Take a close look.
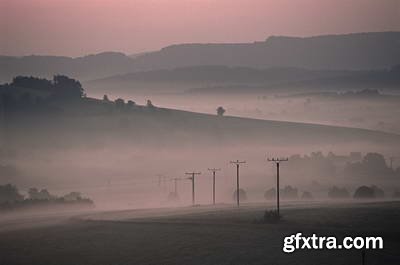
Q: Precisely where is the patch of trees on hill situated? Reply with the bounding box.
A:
[264,184,399,201]
[0,75,84,114]
[286,151,400,179]
[344,153,399,177]
[0,184,94,212]
[0,75,162,117]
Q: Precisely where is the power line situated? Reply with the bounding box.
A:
[185,172,201,206]
[230,160,246,207]
[208,168,221,205]
[267,157,288,216]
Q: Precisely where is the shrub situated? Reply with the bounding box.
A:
[264,188,276,200]
[353,185,385,199]
[233,188,247,202]
[167,192,179,202]
[281,185,298,200]
[328,186,350,199]
[301,191,313,200]
[216,106,226,116]
[262,210,282,223]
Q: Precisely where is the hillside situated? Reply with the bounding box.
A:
[2,76,400,150]
[85,65,400,94]
[2,95,400,150]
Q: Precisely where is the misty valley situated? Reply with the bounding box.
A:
[1,30,400,265]
[1,73,400,209]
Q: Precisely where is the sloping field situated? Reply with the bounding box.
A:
[1,201,399,265]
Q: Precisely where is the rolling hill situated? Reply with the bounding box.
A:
[85,64,400,94]
[2,32,400,84]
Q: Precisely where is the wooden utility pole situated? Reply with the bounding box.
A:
[389,156,397,170]
[185,172,201,206]
[230,160,246,207]
[208,168,221,205]
[172,177,181,194]
[157,174,167,190]
[267,157,288,216]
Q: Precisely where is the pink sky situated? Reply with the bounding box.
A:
[1,0,399,57]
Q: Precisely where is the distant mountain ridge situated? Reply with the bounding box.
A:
[131,32,400,71]
[0,52,135,83]
[1,32,399,83]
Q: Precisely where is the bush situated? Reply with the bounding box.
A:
[216,106,226,116]
[115,98,125,110]
[371,185,384,198]
[0,184,24,203]
[167,192,179,202]
[281,185,298,200]
[328,186,350,199]
[261,210,282,223]
[127,100,136,108]
[264,188,276,200]
[353,185,385,199]
[233,188,247,202]
[301,191,313,200]
[353,186,374,199]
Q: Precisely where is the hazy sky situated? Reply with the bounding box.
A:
[1,0,399,57]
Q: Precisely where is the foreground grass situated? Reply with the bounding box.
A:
[0,201,399,265]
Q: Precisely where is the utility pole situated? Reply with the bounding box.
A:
[230,160,246,207]
[267,157,288,216]
[389,156,396,170]
[157,175,162,187]
[208,168,221,205]
[172,177,181,194]
[185,172,201,206]
[157,174,167,191]
[163,176,167,190]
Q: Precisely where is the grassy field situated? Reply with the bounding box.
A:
[1,201,400,265]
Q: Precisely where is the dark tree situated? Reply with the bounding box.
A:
[53,75,84,99]
[115,98,125,109]
[12,76,53,91]
[328,186,350,199]
[281,185,298,200]
[167,192,179,202]
[63,192,82,201]
[217,106,226,116]
[147,99,155,108]
[127,100,136,108]
[264,188,276,200]
[0,184,24,203]
[28,188,55,200]
[353,186,375,199]
[371,185,384,198]
[233,188,247,202]
[362,153,388,172]
[103,95,110,102]
[301,191,313,200]
[344,152,391,177]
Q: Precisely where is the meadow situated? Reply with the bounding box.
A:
[1,201,399,265]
